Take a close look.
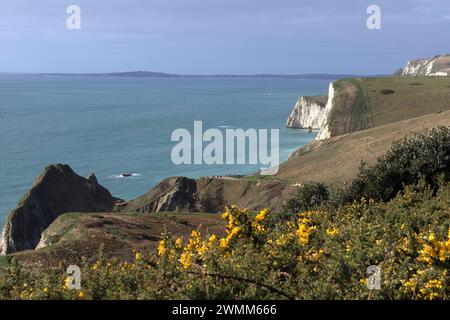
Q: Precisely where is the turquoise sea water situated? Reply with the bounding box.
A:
[0,75,330,228]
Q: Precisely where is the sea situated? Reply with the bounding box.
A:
[0,74,330,228]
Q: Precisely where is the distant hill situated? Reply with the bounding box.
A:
[39,71,367,80]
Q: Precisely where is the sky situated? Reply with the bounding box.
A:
[0,0,449,74]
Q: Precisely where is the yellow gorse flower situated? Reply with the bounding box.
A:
[296,223,316,245]
[326,227,339,237]
[175,237,183,249]
[157,240,166,257]
[254,208,269,222]
[418,228,450,265]
[63,277,71,289]
[179,251,192,269]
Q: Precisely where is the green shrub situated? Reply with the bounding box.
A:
[269,183,330,226]
[283,183,330,213]
[339,126,450,204]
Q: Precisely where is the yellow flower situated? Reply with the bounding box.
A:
[222,211,230,219]
[63,277,71,289]
[179,251,192,269]
[43,287,49,293]
[78,291,85,299]
[254,208,269,222]
[427,279,443,289]
[326,227,339,237]
[135,252,142,260]
[208,234,217,243]
[191,230,200,239]
[296,223,316,245]
[157,240,166,257]
[175,237,183,249]
[219,238,228,249]
[345,243,352,252]
[252,222,265,233]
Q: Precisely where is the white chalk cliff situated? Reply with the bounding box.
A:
[285,96,328,129]
[401,54,450,76]
[316,82,335,140]
[285,82,336,141]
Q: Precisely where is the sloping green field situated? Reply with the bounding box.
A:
[327,76,450,137]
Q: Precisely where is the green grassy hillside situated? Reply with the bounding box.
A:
[326,76,450,138]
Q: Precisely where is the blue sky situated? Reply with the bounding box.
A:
[0,0,449,74]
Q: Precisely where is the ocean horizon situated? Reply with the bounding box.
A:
[0,74,330,228]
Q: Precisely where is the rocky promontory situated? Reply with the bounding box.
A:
[0,164,122,255]
[120,176,297,214]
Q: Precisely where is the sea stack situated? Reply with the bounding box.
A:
[0,164,121,254]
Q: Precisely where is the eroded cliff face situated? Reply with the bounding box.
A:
[120,176,298,215]
[401,55,450,76]
[0,164,121,255]
[316,82,336,140]
[285,96,328,129]
[285,83,335,141]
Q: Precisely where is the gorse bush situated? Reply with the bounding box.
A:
[340,126,450,204]
[1,181,450,300]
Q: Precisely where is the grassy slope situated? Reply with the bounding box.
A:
[365,76,450,126]
[275,110,450,187]
[327,76,450,137]
[10,212,224,268]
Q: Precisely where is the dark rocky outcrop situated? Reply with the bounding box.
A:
[123,176,199,213]
[120,176,298,214]
[0,164,121,254]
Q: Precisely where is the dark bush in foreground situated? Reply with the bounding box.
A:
[339,126,450,204]
[281,182,330,213]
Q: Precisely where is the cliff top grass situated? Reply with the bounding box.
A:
[364,76,450,127]
[328,76,450,138]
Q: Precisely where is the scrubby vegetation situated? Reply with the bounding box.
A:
[0,127,449,300]
[340,126,450,204]
[1,180,449,300]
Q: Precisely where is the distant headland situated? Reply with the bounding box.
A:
[32,71,371,80]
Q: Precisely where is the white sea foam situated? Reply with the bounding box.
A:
[110,173,142,179]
